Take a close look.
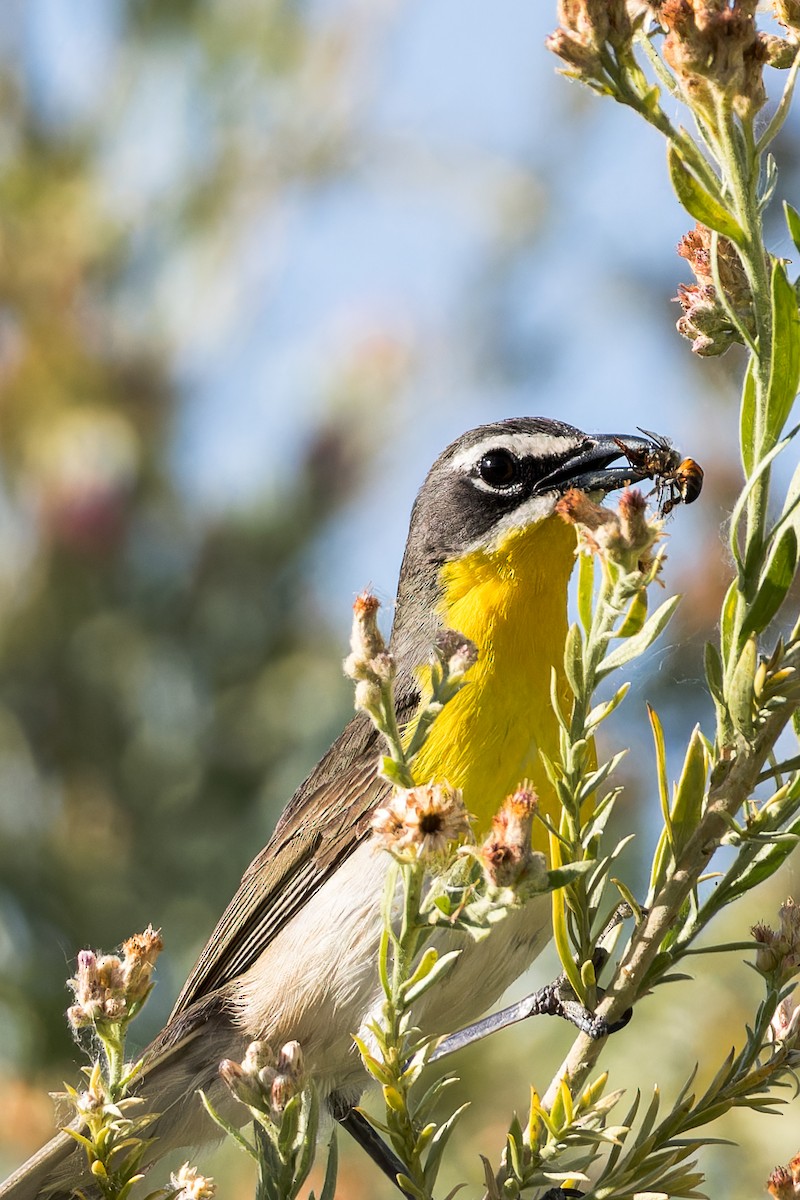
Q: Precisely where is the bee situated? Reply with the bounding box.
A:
[614,429,704,516]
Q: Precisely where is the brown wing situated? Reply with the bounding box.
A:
[168,697,411,1017]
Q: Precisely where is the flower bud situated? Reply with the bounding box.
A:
[344,592,385,680]
[481,784,543,886]
[219,1058,265,1109]
[434,630,479,682]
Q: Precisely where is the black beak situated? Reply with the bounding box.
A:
[535,433,660,496]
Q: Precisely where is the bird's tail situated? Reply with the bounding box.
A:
[0,997,241,1200]
[0,1130,78,1200]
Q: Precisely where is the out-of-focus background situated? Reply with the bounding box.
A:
[0,1,797,1195]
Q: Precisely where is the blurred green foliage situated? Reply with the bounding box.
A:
[0,0,388,1096]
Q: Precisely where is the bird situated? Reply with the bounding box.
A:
[2,416,665,1199]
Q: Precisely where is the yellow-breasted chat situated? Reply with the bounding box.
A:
[2,416,673,1199]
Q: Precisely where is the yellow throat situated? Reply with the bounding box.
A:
[410,513,577,848]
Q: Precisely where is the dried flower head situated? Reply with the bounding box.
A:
[67,950,126,1029]
[657,0,767,120]
[768,995,800,1044]
[481,783,547,887]
[751,897,800,985]
[774,0,800,41]
[170,1163,216,1200]
[546,0,641,87]
[761,32,799,67]
[372,783,472,861]
[767,1153,800,1199]
[120,924,163,1004]
[66,927,162,1031]
[674,223,753,355]
[556,488,661,572]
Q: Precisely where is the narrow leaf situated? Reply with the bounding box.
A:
[670,726,708,858]
[741,526,799,639]
[647,703,672,840]
[549,836,585,1001]
[616,588,648,638]
[598,594,681,675]
[785,200,800,255]
[719,579,739,664]
[586,683,631,733]
[667,145,746,245]
[403,950,461,1004]
[728,634,757,738]
[578,549,595,634]
[564,622,584,699]
[422,1104,469,1191]
[704,640,725,703]
[766,260,800,450]
[318,1131,338,1200]
[739,355,757,475]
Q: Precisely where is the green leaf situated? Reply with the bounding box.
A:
[401,947,440,994]
[667,145,746,245]
[704,640,730,737]
[585,682,631,733]
[726,832,800,900]
[771,453,800,551]
[730,425,798,582]
[380,756,412,788]
[414,1075,459,1124]
[578,550,595,634]
[545,860,594,890]
[728,634,757,739]
[765,260,800,451]
[670,726,708,858]
[317,1130,339,1200]
[741,526,799,639]
[396,1173,426,1200]
[739,355,757,476]
[403,950,461,1004]
[786,200,800,257]
[550,859,585,1002]
[719,579,739,664]
[564,622,584,699]
[422,1104,470,1192]
[704,641,724,704]
[616,588,648,638]
[597,594,681,676]
[647,703,673,900]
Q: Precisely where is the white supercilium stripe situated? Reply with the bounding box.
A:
[446,431,582,475]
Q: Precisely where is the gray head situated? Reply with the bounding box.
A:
[389,415,662,659]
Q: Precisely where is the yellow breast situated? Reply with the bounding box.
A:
[409,514,577,848]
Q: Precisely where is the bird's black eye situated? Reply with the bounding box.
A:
[477,449,520,489]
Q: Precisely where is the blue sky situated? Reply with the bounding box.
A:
[11,0,793,626]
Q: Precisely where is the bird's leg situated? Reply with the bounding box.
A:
[430,903,637,1064]
[331,1095,414,1199]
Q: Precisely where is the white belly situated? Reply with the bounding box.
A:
[233,839,553,1100]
